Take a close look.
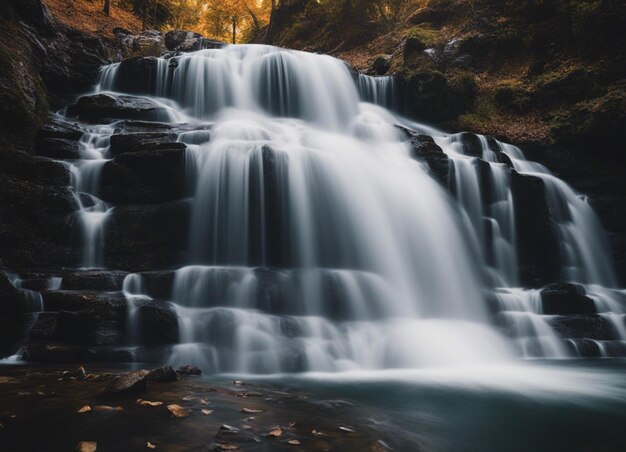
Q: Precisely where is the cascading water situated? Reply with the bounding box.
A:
[66,122,115,268]
[49,43,625,371]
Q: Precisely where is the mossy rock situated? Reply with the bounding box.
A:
[535,66,601,106]
[406,26,440,47]
[372,55,391,75]
[550,80,626,148]
[494,81,532,112]
[403,36,426,64]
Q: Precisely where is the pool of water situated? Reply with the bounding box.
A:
[237,360,626,451]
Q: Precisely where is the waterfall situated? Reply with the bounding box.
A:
[501,143,617,287]
[48,44,626,371]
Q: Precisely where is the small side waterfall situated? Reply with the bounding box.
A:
[67,124,115,268]
[501,143,617,287]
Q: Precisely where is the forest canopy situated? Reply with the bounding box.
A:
[111,0,427,44]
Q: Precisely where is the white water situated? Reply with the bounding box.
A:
[66,123,115,268]
[36,44,624,371]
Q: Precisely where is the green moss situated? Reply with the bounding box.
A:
[534,65,601,106]
[493,80,531,112]
[406,26,440,47]
[549,80,626,146]
[568,0,602,37]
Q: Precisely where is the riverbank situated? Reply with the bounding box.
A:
[0,364,398,451]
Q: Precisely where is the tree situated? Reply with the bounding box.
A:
[104,0,110,16]
[201,0,270,44]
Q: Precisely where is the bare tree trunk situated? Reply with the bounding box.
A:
[232,17,237,44]
[104,0,110,16]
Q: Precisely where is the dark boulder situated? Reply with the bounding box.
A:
[107,57,162,95]
[164,30,222,52]
[372,56,391,75]
[540,282,596,315]
[109,132,184,157]
[104,200,191,271]
[403,37,426,64]
[103,369,149,396]
[0,150,72,186]
[406,132,449,186]
[147,365,178,382]
[35,137,82,159]
[100,148,187,204]
[37,116,83,141]
[67,94,173,122]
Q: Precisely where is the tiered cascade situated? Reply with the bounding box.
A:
[5,45,625,370]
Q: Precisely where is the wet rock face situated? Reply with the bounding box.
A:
[540,282,596,315]
[135,303,179,346]
[60,270,129,292]
[109,132,183,156]
[67,94,172,122]
[405,132,449,186]
[100,147,188,204]
[22,343,133,363]
[104,200,191,271]
[511,173,562,286]
[108,57,161,95]
[549,315,618,341]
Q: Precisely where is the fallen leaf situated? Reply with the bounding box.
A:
[201,409,214,415]
[200,398,210,405]
[287,439,301,446]
[246,416,256,421]
[76,441,97,452]
[0,376,14,383]
[167,404,190,418]
[18,391,30,396]
[92,405,124,412]
[78,405,92,414]
[338,426,356,433]
[147,441,156,449]
[240,407,263,414]
[37,391,45,396]
[182,396,196,401]
[0,422,4,429]
[312,430,327,436]
[267,428,283,438]
[214,444,238,451]
[137,400,163,407]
